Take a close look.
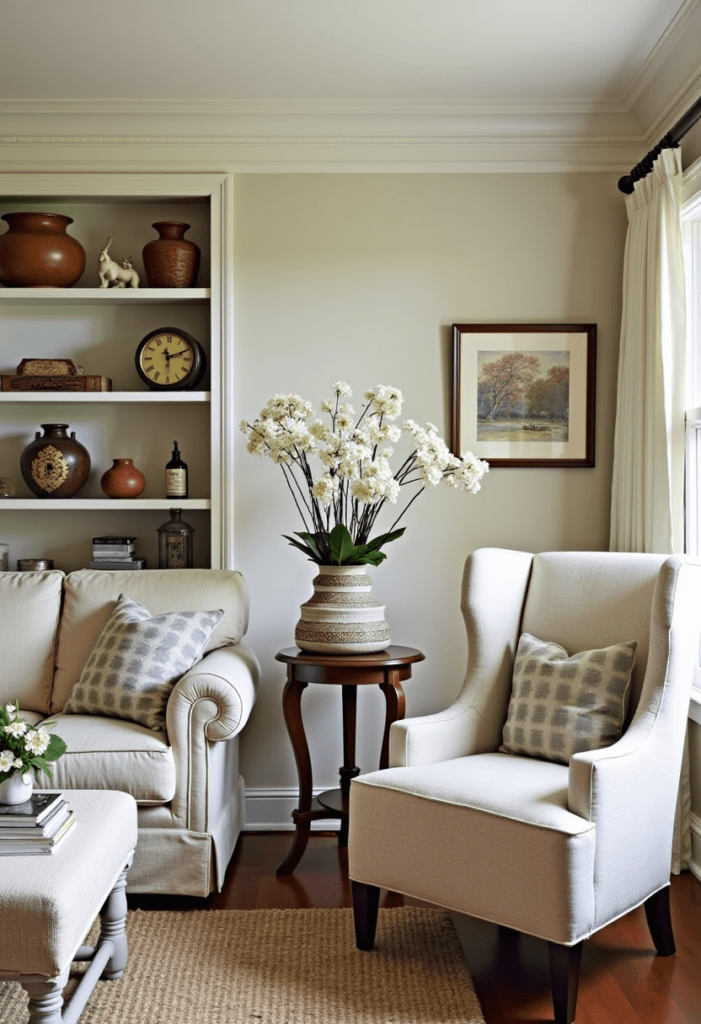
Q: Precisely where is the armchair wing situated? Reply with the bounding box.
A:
[568,556,701,930]
[390,547,534,767]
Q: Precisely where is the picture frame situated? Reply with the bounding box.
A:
[452,323,596,468]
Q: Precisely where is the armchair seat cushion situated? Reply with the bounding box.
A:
[350,752,597,944]
[35,714,176,805]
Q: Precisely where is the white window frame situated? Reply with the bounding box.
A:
[682,159,701,701]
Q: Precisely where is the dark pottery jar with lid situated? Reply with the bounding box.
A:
[20,424,91,498]
[157,508,195,568]
[142,222,201,288]
[0,212,86,288]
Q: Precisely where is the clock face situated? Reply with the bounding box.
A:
[135,328,205,390]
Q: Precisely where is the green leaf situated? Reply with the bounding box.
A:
[294,531,325,560]
[365,527,406,552]
[283,535,322,563]
[356,550,387,566]
[44,735,67,763]
[328,524,356,565]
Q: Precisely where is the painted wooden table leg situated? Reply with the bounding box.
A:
[99,855,132,979]
[338,684,360,847]
[379,669,406,770]
[277,672,312,875]
[21,970,69,1024]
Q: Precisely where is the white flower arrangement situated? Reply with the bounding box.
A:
[0,701,67,783]
[241,381,489,565]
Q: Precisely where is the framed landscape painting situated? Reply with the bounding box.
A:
[452,323,596,468]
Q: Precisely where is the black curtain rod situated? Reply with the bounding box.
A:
[618,94,701,194]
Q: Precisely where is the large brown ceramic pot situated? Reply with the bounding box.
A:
[0,212,86,288]
[20,424,91,498]
[142,221,201,288]
[100,458,146,498]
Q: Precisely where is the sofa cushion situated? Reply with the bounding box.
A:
[33,714,176,804]
[51,569,250,712]
[63,595,223,731]
[0,570,64,715]
[500,632,637,764]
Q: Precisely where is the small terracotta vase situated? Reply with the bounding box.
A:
[20,424,91,498]
[101,458,146,498]
[142,221,201,288]
[0,212,86,288]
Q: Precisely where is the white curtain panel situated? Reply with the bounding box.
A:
[609,147,690,872]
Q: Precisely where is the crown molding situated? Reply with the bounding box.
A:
[623,0,701,109]
[0,97,645,172]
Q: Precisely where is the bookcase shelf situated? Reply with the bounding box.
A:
[0,392,211,403]
[6,499,212,510]
[0,288,210,305]
[0,172,234,573]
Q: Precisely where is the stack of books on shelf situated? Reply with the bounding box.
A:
[89,535,146,570]
[0,792,75,856]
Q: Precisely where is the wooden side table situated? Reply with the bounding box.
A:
[275,644,425,875]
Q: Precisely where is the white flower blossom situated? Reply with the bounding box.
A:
[242,381,488,565]
[24,729,50,756]
[4,721,28,738]
[312,475,339,507]
[4,704,17,718]
[365,385,403,420]
[0,750,16,772]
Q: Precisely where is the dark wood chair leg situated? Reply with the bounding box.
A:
[548,940,583,1024]
[644,885,676,956]
[352,881,381,950]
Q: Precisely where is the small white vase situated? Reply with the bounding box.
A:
[295,564,391,654]
[0,771,33,805]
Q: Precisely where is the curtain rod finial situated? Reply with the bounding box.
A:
[618,175,635,195]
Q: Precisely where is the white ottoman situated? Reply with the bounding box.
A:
[0,790,138,1024]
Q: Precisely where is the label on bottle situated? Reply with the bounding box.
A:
[166,469,187,497]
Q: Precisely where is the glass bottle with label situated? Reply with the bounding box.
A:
[165,441,188,499]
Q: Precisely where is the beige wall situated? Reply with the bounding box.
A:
[233,172,628,797]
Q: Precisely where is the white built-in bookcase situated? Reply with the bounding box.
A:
[0,173,234,572]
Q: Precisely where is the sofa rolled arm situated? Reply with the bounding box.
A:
[167,642,260,743]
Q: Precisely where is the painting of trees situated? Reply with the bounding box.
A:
[477,350,570,442]
[526,364,569,420]
[478,352,540,420]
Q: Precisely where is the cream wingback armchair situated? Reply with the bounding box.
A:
[348,549,701,1024]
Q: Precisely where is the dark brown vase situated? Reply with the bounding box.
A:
[100,458,146,498]
[20,424,91,498]
[142,221,201,288]
[0,212,86,288]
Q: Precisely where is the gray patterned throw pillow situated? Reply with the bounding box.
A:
[64,594,224,732]
[500,632,637,765]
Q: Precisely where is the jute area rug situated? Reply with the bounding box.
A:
[0,907,485,1024]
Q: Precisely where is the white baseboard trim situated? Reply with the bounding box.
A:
[689,812,701,884]
[244,787,338,832]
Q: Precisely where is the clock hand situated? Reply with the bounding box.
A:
[169,350,190,358]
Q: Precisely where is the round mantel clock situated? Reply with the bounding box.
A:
[135,327,207,391]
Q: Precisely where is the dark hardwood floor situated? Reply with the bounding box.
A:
[130,832,701,1024]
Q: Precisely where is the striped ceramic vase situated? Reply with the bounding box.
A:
[295,565,391,654]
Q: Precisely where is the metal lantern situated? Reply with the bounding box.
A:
[157,508,194,569]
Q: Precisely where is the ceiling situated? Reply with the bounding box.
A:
[0,0,689,106]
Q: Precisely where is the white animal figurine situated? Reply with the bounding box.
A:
[98,236,140,289]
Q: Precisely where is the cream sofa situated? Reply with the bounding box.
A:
[0,568,260,897]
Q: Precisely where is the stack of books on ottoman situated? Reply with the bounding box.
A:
[0,792,75,855]
[89,535,146,570]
